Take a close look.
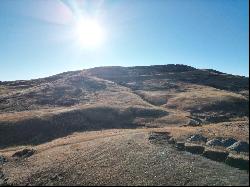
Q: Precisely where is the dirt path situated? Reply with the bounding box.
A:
[1,128,249,186]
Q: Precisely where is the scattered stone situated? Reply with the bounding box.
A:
[202,148,229,162]
[184,143,205,154]
[12,148,35,158]
[187,134,207,143]
[188,119,201,126]
[0,156,7,165]
[148,132,171,144]
[51,173,63,181]
[227,141,249,153]
[221,138,237,147]
[176,142,185,151]
[206,139,224,147]
[225,154,249,171]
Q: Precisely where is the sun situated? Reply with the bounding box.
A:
[73,18,105,49]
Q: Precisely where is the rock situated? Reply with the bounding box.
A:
[12,149,35,158]
[202,149,229,162]
[225,154,249,170]
[185,143,205,154]
[176,142,185,151]
[227,141,249,153]
[221,138,237,147]
[148,132,171,144]
[188,119,201,126]
[206,139,224,147]
[187,134,207,143]
[0,156,7,165]
[51,173,63,181]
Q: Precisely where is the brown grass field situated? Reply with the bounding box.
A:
[0,65,249,186]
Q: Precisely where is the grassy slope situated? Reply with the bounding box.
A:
[0,65,249,147]
[0,71,168,148]
[1,129,249,186]
[0,65,249,185]
[87,65,249,123]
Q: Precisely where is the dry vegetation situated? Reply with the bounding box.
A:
[161,120,249,143]
[0,129,249,186]
[0,64,249,186]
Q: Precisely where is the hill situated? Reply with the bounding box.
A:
[0,64,249,186]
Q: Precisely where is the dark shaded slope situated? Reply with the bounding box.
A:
[0,106,168,148]
[86,64,249,92]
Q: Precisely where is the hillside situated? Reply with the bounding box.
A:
[0,64,249,186]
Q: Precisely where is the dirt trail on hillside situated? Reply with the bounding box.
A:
[1,129,248,186]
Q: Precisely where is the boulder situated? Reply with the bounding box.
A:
[227,141,249,153]
[187,134,207,143]
[188,119,201,126]
[206,139,224,147]
[148,132,171,144]
[202,148,229,162]
[225,154,249,171]
[184,143,205,154]
[221,138,237,147]
[12,149,35,158]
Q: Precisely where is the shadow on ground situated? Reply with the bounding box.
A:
[0,106,168,149]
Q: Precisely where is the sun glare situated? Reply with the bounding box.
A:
[74,18,105,49]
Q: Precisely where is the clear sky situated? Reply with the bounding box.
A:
[0,0,249,81]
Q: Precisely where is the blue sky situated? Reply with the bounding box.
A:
[0,0,249,81]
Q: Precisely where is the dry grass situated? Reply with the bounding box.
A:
[0,65,249,185]
[0,65,249,149]
[0,128,249,186]
[162,120,249,143]
[0,104,168,148]
[166,85,247,110]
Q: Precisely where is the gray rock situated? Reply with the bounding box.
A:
[206,139,224,147]
[12,149,35,158]
[187,134,207,142]
[188,119,201,126]
[221,138,237,147]
[227,141,249,153]
[148,132,171,144]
